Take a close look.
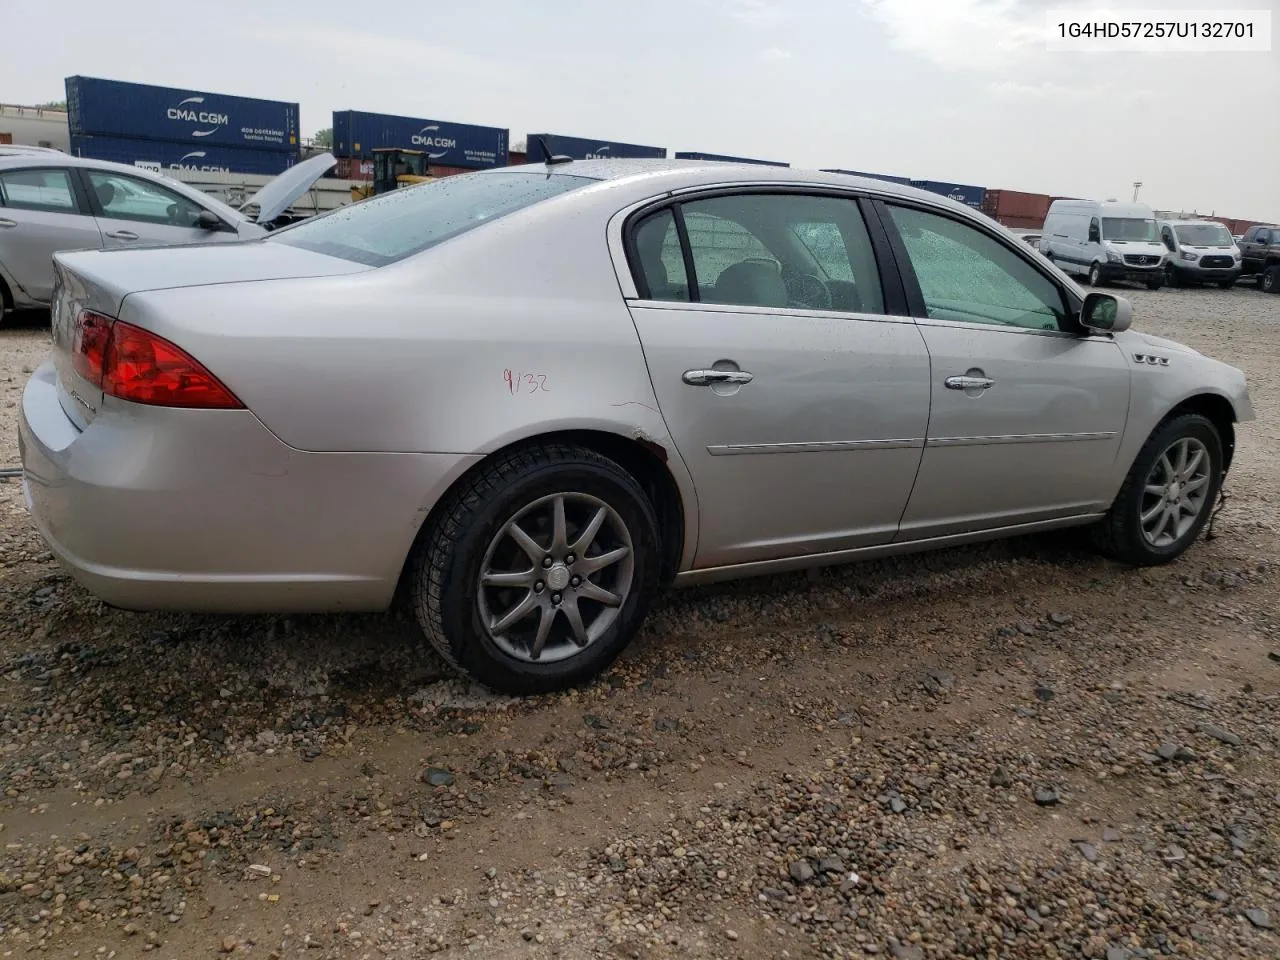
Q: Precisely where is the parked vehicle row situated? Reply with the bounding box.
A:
[18,161,1254,693]
[1035,197,1278,295]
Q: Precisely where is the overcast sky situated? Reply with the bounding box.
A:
[4,0,1278,220]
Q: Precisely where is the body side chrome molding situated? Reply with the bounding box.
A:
[707,438,924,456]
[926,431,1118,448]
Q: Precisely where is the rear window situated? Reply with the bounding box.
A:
[267,171,597,266]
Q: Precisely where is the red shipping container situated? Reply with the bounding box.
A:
[997,214,1045,230]
[0,133,11,145]
[983,188,1052,223]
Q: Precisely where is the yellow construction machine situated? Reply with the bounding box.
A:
[350,148,433,201]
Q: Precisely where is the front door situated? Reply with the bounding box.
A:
[624,191,932,569]
[0,166,103,303]
[82,168,220,248]
[878,201,1131,539]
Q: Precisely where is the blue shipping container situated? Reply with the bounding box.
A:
[69,135,297,176]
[333,110,508,169]
[674,151,788,167]
[66,76,299,153]
[821,169,912,185]
[526,134,665,162]
[909,179,987,208]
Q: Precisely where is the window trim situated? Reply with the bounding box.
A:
[0,165,88,216]
[620,185,909,318]
[871,197,1090,338]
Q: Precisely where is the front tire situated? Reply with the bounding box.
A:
[1145,276,1164,291]
[1262,265,1280,294]
[1217,278,1235,289]
[1087,262,1102,286]
[1092,414,1224,566]
[1165,264,1182,288]
[410,444,660,695]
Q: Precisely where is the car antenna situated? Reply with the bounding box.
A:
[536,136,574,166]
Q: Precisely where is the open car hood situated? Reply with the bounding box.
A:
[240,152,337,224]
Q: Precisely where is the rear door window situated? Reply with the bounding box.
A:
[0,168,79,214]
[662,193,885,314]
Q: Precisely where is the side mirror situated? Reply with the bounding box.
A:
[1088,228,1100,243]
[1081,292,1133,334]
[195,209,225,231]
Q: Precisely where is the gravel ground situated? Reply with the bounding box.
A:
[1,286,1278,960]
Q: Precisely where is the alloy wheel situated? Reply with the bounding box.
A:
[477,492,635,664]
[1139,437,1212,548]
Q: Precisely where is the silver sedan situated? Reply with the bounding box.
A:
[18,160,1255,693]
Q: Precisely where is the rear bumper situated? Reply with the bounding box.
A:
[18,361,478,613]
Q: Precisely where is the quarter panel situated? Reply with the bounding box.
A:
[20,364,477,609]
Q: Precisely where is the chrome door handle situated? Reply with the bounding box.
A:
[105,230,139,241]
[683,369,754,386]
[945,375,995,390]
[0,218,16,228]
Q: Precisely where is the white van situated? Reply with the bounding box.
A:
[1039,199,1167,289]
[1157,219,1243,289]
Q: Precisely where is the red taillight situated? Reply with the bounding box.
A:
[72,310,112,384]
[72,311,243,410]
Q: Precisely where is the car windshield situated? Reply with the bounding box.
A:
[1174,223,1233,247]
[267,171,598,266]
[1101,217,1158,242]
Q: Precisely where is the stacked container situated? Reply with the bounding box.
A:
[332,110,508,171]
[66,76,300,175]
[910,179,986,209]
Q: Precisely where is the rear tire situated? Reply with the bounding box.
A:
[409,444,660,695]
[1091,414,1224,566]
[1262,265,1280,294]
[1087,262,1102,286]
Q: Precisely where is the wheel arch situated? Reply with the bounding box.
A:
[0,271,12,312]
[395,428,692,604]
[1164,393,1237,473]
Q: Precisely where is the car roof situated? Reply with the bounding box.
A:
[479,158,967,209]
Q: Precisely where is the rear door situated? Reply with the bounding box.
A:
[0,165,103,303]
[623,189,932,570]
[80,168,230,248]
